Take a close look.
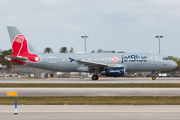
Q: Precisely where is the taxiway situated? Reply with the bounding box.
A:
[1,88,180,96]
[0,105,180,120]
[0,77,180,83]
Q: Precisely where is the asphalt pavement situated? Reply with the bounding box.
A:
[0,105,180,120]
[0,77,180,83]
[2,88,180,96]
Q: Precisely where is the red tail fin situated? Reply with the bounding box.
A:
[10,34,41,63]
[6,27,40,65]
[12,35,29,56]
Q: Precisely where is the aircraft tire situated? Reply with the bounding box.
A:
[92,75,98,80]
[152,76,156,80]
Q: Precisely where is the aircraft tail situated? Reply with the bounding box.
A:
[6,26,40,64]
[7,26,37,54]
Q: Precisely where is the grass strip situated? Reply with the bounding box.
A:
[1,83,180,88]
[1,96,180,105]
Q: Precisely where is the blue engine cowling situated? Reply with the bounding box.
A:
[105,67,125,77]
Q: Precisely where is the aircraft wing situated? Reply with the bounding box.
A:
[69,57,112,68]
[76,60,111,67]
[5,55,28,62]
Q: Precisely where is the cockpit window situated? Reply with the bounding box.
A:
[163,57,171,60]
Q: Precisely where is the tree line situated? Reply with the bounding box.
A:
[44,47,74,53]
[0,49,16,73]
[44,47,124,53]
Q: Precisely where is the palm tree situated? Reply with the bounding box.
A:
[0,50,3,73]
[91,50,95,53]
[44,47,53,53]
[60,47,68,53]
[97,49,104,53]
[0,49,13,73]
[69,47,74,53]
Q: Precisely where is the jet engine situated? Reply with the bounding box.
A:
[104,67,125,77]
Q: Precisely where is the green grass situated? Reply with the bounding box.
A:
[1,96,180,105]
[1,83,180,88]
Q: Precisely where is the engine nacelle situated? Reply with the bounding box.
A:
[105,67,125,77]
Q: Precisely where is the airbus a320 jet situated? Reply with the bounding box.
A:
[5,26,177,80]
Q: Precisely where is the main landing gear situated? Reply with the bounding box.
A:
[152,71,156,80]
[92,75,99,80]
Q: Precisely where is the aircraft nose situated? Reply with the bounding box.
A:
[171,61,177,69]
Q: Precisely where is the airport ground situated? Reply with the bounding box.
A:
[1,77,180,119]
[2,88,180,96]
[1,105,180,120]
[0,77,180,83]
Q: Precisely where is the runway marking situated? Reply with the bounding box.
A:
[21,81,39,83]
[7,91,17,96]
[46,79,50,80]
[149,79,152,80]
[0,111,180,113]
[89,77,101,80]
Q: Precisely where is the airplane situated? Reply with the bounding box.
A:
[5,26,177,80]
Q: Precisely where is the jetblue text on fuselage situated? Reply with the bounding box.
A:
[121,55,148,63]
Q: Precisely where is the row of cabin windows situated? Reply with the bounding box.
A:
[48,58,107,61]
[163,57,171,60]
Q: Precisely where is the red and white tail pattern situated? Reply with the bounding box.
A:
[6,34,40,65]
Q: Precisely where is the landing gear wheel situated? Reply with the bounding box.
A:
[151,71,156,80]
[152,76,156,80]
[92,75,98,80]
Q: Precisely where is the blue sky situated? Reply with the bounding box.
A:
[0,0,180,57]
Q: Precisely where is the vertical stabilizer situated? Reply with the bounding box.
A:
[6,26,41,64]
[7,26,37,53]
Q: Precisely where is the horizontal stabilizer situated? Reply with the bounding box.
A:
[5,55,28,62]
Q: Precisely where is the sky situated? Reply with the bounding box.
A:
[0,0,180,57]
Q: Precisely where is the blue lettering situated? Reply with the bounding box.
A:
[124,56,128,62]
[139,56,142,62]
[135,55,138,62]
[128,56,131,62]
[131,55,135,62]
[121,55,148,63]
[143,56,147,62]
[121,55,123,63]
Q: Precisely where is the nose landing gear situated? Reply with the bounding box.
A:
[152,71,156,80]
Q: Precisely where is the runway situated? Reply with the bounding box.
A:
[2,88,180,96]
[0,105,180,120]
[0,77,180,83]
